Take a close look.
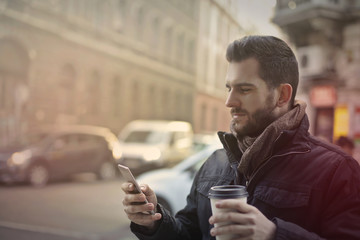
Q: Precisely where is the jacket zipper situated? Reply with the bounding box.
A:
[245,132,284,188]
[246,148,310,191]
[222,132,243,185]
[246,132,310,191]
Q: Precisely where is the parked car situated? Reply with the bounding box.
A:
[118,120,194,174]
[0,125,122,187]
[137,139,222,215]
[192,133,218,152]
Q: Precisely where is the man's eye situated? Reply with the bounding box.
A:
[240,88,251,93]
[226,87,231,92]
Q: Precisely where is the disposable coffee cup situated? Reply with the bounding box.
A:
[208,185,248,240]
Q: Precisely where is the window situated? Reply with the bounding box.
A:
[175,91,182,120]
[150,17,160,49]
[162,88,169,119]
[132,81,139,119]
[88,71,100,115]
[212,107,218,131]
[176,33,185,67]
[200,103,207,131]
[217,15,222,42]
[52,134,78,151]
[112,76,122,117]
[114,0,127,32]
[136,7,145,39]
[187,40,195,69]
[165,26,173,59]
[78,134,106,148]
[124,130,165,144]
[0,75,6,110]
[58,64,76,114]
[148,84,156,119]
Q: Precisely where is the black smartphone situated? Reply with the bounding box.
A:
[118,164,155,215]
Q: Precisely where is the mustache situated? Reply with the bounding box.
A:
[230,108,248,115]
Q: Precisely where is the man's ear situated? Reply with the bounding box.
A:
[277,84,292,107]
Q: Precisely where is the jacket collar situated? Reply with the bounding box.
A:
[218,114,311,163]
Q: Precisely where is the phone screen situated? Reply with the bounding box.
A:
[118,164,142,193]
[118,164,155,215]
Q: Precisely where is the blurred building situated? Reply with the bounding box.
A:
[273,0,360,155]
[0,0,245,146]
[193,0,242,134]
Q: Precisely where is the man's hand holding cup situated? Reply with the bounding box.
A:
[208,185,276,240]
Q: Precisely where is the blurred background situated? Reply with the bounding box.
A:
[0,0,360,239]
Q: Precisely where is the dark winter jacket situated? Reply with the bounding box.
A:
[131,115,360,239]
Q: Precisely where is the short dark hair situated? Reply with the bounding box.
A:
[336,136,355,149]
[226,35,299,107]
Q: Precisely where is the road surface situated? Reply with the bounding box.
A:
[0,174,137,240]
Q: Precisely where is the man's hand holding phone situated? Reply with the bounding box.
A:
[119,165,162,229]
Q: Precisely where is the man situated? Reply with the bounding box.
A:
[335,136,355,157]
[121,36,360,239]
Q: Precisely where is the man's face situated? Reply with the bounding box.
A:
[225,58,277,139]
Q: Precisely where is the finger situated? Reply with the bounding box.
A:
[139,184,153,196]
[121,182,136,193]
[127,212,162,226]
[123,192,147,205]
[209,211,254,225]
[210,224,252,238]
[124,202,156,214]
[215,199,252,213]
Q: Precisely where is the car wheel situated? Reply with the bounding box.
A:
[28,164,49,187]
[97,161,116,180]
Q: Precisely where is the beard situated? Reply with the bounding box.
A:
[230,96,277,140]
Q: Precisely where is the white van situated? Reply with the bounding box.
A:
[117,120,194,172]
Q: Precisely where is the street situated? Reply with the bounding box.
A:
[0,174,137,240]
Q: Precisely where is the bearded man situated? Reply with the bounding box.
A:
[121,36,360,240]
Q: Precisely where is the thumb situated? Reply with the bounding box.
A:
[140,184,158,208]
[140,184,154,196]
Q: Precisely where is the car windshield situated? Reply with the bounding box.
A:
[123,130,165,144]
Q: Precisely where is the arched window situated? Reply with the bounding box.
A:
[88,71,100,115]
[0,38,29,146]
[0,39,29,111]
[58,64,76,114]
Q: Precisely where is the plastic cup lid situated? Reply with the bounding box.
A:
[208,185,248,199]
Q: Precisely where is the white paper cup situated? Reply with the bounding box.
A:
[208,185,248,240]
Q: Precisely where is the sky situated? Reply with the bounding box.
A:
[237,0,283,37]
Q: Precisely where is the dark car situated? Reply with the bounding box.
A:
[0,125,122,187]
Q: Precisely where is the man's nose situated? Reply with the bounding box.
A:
[225,91,240,108]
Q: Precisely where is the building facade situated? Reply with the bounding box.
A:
[0,0,202,146]
[0,0,246,146]
[273,0,360,159]
[193,0,243,133]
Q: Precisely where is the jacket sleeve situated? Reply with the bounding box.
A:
[273,157,360,240]
[130,169,204,240]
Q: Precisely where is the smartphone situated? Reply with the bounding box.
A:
[118,164,155,215]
